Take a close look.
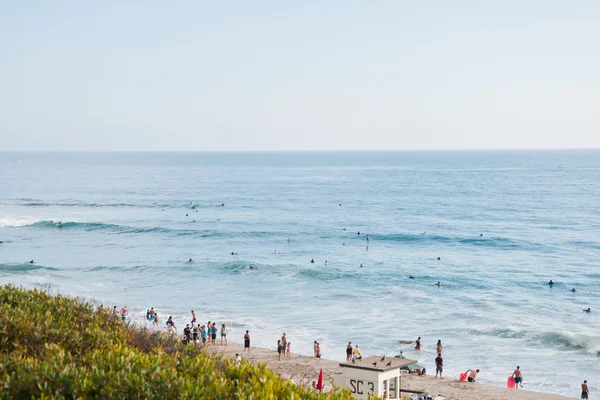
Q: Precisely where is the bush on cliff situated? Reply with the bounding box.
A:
[0,285,353,399]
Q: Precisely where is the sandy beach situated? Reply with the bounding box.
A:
[205,341,577,400]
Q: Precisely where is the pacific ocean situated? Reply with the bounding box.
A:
[1,150,599,396]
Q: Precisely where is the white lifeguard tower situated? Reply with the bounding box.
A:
[333,356,427,399]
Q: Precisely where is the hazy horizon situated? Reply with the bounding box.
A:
[2,1,599,151]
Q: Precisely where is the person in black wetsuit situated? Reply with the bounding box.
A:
[184,324,191,344]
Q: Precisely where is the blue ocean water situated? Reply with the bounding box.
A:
[1,150,599,396]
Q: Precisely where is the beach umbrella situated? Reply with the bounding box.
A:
[316,369,323,391]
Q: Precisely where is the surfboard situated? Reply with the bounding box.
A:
[507,376,516,389]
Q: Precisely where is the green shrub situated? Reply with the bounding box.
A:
[0,285,352,399]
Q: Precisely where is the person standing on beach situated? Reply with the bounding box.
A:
[346,342,353,361]
[281,333,287,351]
[436,340,442,354]
[512,366,523,389]
[120,306,128,322]
[201,325,207,346]
[211,323,217,345]
[286,342,291,358]
[314,341,318,357]
[153,313,159,327]
[277,340,283,361]
[184,324,191,344]
[581,380,590,399]
[220,323,228,345]
[192,324,199,343]
[191,310,196,324]
[244,330,251,352]
[112,306,118,318]
[435,353,443,379]
[316,342,321,358]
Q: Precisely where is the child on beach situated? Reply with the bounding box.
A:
[286,342,291,358]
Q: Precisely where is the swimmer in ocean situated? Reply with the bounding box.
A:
[480,233,483,237]
[310,259,315,263]
[325,260,327,265]
[548,280,554,285]
[360,264,363,268]
[366,235,370,242]
[583,308,591,313]
[287,238,291,243]
[437,257,441,260]
[571,288,576,292]
[435,281,441,286]
[188,258,193,262]
[221,203,225,206]
[357,231,360,235]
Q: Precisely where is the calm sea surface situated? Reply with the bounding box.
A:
[1,151,599,396]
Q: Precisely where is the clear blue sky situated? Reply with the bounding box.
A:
[1,1,599,151]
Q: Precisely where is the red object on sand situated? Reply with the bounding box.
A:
[317,369,323,390]
[507,376,516,389]
[459,372,468,381]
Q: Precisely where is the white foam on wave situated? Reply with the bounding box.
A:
[0,216,80,228]
[0,216,39,227]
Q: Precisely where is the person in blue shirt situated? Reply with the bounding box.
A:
[201,325,208,346]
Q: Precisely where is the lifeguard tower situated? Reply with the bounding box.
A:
[333,356,427,399]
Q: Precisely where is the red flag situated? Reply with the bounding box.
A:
[317,369,323,391]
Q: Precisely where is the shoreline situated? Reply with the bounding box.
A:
[203,341,577,400]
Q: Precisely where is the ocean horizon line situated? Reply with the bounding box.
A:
[1,147,599,154]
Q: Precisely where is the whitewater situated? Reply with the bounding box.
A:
[1,150,599,397]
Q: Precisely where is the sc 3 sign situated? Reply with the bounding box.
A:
[349,379,374,395]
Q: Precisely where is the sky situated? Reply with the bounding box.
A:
[1,1,599,151]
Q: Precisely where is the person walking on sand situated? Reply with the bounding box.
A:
[466,369,480,382]
[314,341,319,358]
[512,366,523,389]
[581,380,590,399]
[112,306,118,318]
[153,313,159,327]
[220,323,228,345]
[436,340,442,354]
[244,330,251,352]
[346,342,353,361]
[435,353,444,379]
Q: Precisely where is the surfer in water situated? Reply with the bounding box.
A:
[571,288,577,292]
[409,275,415,279]
[249,265,255,270]
[188,258,193,263]
[437,257,441,260]
[435,282,442,287]
[583,308,591,313]
[28,260,35,264]
[548,280,554,285]
[310,259,315,264]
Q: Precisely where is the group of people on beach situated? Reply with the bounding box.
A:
[277,333,291,360]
